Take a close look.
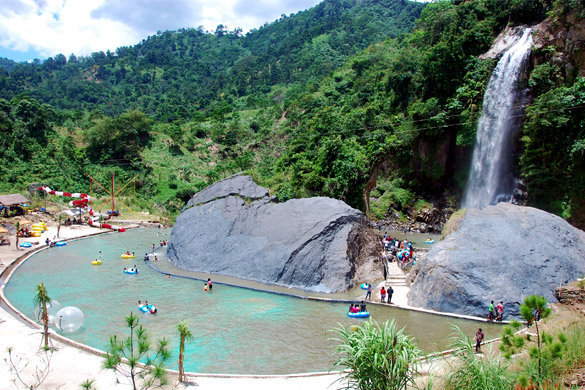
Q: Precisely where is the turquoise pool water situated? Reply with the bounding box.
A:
[4,228,499,374]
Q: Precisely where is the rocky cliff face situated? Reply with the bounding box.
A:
[167,175,381,292]
[407,203,585,318]
[533,9,585,81]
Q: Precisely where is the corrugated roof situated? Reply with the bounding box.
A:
[0,194,30,206]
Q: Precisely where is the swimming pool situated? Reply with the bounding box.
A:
[3,228,500,374]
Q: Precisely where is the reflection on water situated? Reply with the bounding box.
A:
[4,228,499,374]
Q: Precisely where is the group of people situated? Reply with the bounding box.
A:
[487,300,505,322]
[137,300,157,314]
[349,301,368,313]
[45,236,58,247]
[63,217,82,226]
[379,233,416,265]
[364,284,394,303]
[380,286,394,303]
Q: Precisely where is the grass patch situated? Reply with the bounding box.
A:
[440,209,466,240]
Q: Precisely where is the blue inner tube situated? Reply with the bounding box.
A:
[54,241,66,246]
[347,311,370,318]
[360,283,368,290]
[19,242,32,248]
[139,304,156,314]
[124,268,138,274]
[425,239,435,244]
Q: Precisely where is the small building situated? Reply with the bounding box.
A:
[0,194,30,216]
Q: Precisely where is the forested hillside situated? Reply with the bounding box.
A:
[0,0,423,121]
[1,0,584,228]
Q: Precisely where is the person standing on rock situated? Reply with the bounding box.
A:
[365,284,372,300]
[380,287,386,303]
[387,286,394,304]
[475,328,484,354]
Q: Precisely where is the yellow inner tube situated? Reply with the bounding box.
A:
[121,254,135,259]
[92,259,102,265]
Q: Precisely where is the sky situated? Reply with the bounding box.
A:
[0,0,325,62]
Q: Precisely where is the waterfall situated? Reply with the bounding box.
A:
[463,27,533,209]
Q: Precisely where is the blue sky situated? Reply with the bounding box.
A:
[0,0,323,62]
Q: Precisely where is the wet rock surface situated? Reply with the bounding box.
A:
[167,175,380,292]
[407,203,585,318]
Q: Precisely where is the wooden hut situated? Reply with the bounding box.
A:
[0,194,30,216]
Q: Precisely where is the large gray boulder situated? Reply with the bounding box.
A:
[167,175,380,292]
[408,203,585,318]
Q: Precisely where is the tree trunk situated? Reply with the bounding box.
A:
[178,337,185,382]
[43,304,49,349]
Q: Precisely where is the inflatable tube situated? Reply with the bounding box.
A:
[92,259,102,265]
[19,242,32,248]
[121,254,135,259]
[347,311,370,318]
[139,304,157,314]
[123,268,138,274]
[360,283,369,290]
[425,239,435,244]
[31,232,41,237]
[54,241,66,246]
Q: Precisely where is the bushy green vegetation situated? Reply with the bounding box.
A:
[332,319,422,390]
[442,295,585,390]
[0,0,424,121]
[444,326,513,390]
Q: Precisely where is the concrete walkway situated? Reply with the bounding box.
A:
[370,260,410,306]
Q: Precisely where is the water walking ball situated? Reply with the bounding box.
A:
[55,306,85,333]
[34,300,62,325]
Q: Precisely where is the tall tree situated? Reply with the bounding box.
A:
[33,282,52,350]
[176,321,193,383]
[520,295,551,385]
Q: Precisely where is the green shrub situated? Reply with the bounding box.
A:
[332,319,421,390]
[444,326,513,390]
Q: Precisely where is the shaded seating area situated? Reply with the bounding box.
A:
[0,194,30,217]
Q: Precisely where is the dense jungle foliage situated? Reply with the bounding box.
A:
[0,0,584,227]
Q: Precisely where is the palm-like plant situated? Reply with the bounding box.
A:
[33,282,52,350]
[176,321,193,382]
[332,319,421,390]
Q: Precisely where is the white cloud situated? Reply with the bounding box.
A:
[0,0,138,58]
[0,0,322,60]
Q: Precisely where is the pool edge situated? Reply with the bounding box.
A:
[1,227,507,379]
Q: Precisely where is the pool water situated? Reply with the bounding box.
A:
[4,228,500,374]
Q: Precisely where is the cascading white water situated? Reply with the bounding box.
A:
[463,27,533,209]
